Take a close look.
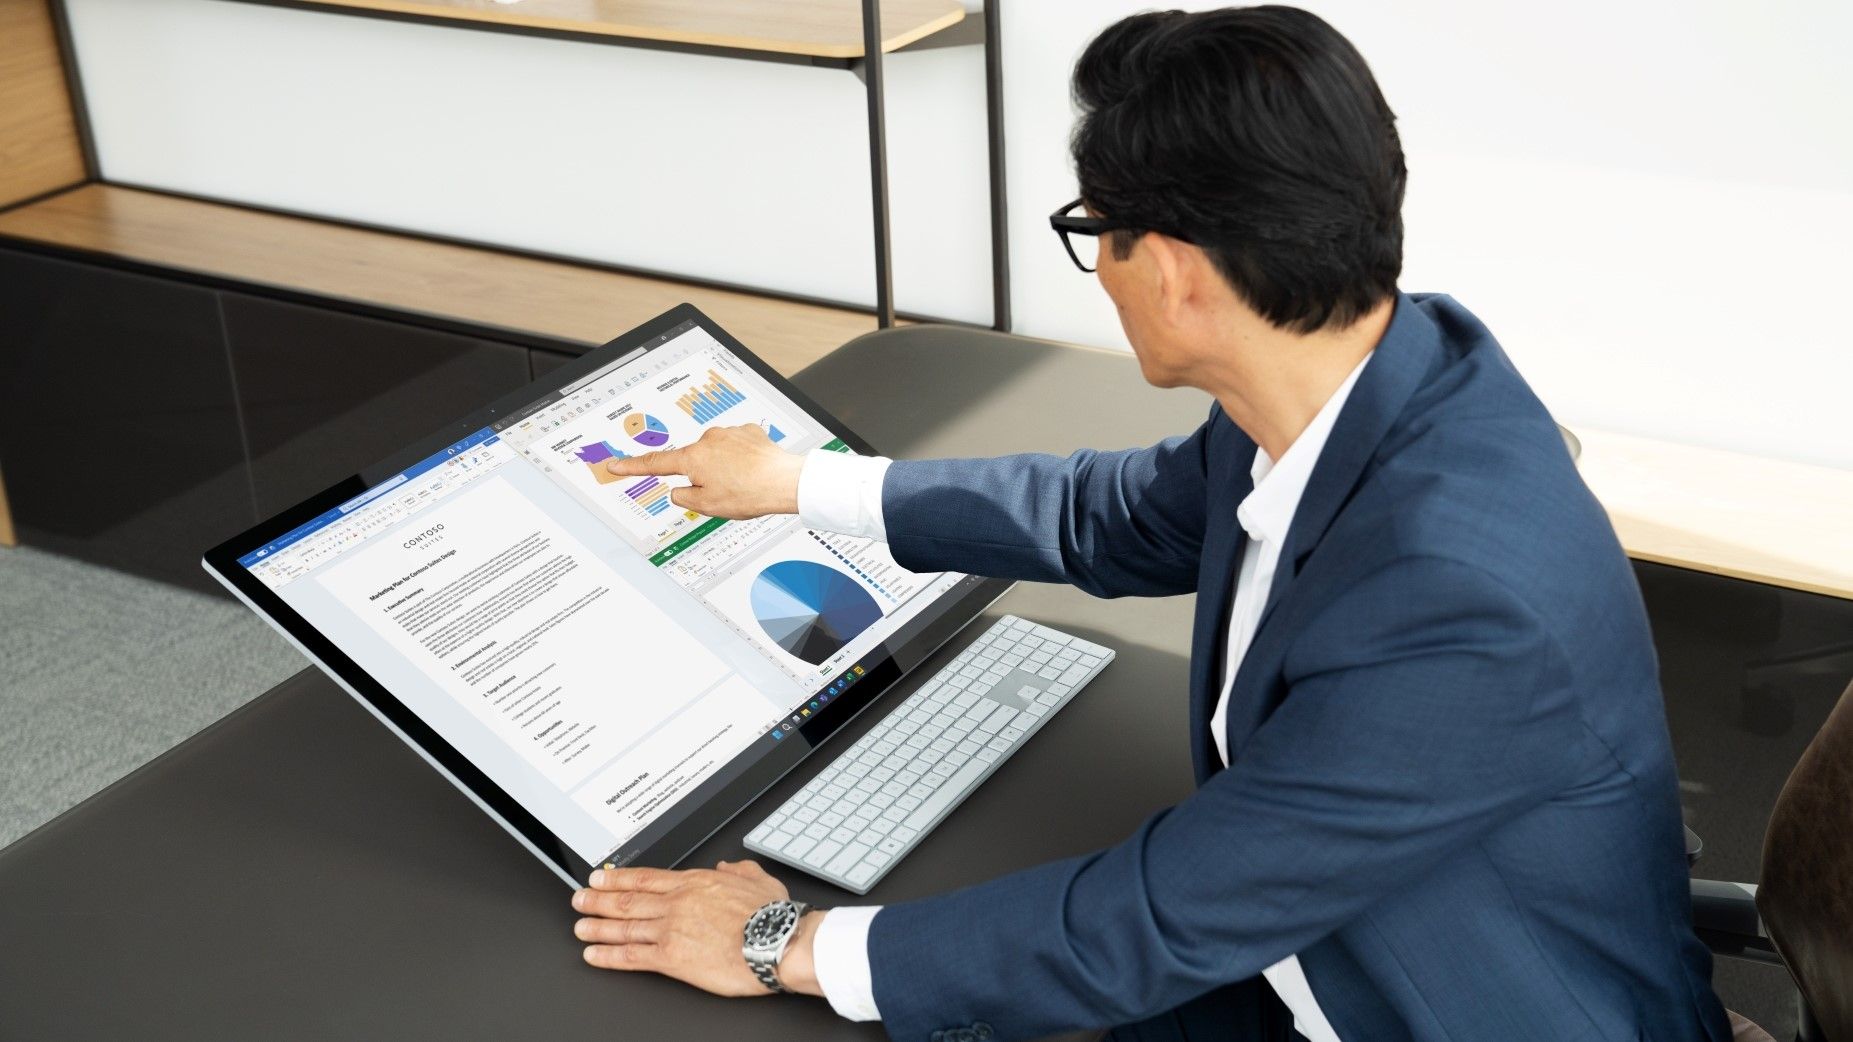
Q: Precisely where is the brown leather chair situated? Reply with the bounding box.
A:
[1691,677,1853,1041]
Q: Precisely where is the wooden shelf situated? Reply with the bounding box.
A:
[1572,427,1853,601]
[0,0,85,208]
[249,0,966,59]
[0,184,876,376]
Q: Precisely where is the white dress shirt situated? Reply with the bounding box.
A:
[793,350,1371,1036]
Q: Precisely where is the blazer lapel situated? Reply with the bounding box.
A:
[1187,411,1256,782]
[1219,294,1448,760]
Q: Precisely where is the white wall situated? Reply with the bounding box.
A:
[64,0,996,324]
[66,0,1853,468]
[1000,0,1853,470]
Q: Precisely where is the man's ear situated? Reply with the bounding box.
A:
[1143,233,1195,327]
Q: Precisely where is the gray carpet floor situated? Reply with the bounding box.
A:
[0,545,306,847]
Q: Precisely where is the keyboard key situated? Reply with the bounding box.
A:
[828,842,872,877]
[830,826,857,844]
[979,704,1018,734]
[1038,666,1062,680]
[759,830,794,854]
[1000,726,1025,743]
[904,759,989,829]
[847,862,878,887]
[805,840,843,868]
[786,835,818,859]
[867,850,893,867]
[804,823,830,840]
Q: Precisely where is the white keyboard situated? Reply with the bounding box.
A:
[743,615,1113,894]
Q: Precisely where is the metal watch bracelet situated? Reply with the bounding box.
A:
[743,899,812,994]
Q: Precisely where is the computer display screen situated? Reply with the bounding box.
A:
[219,314,992,874]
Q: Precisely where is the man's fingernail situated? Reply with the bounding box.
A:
[591,870,609,887]
[573,890,588,909]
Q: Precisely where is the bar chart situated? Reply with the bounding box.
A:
[675,370,747,424]
[625,476,674,517]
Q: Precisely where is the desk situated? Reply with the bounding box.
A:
[0,327,1211,1039]
[1569,427,1853,601]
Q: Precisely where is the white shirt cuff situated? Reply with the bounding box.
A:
[797,448,893,541]
[810,905,883,1021]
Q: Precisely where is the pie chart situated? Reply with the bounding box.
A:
[624,412,671,447]
[750,560,883,666]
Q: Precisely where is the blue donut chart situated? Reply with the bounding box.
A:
[750,560,882,665]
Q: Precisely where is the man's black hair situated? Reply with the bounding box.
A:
[1071,6,1406,333]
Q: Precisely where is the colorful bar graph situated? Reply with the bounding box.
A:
[675,370,747,424]
[625,475,673,516]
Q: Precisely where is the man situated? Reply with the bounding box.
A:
[567,7,1730,1040]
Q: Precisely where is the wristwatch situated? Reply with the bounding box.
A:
[743,899,812,993]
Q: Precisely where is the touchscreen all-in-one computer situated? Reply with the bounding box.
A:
[203,305,1016,884]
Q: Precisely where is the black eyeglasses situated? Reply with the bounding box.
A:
[1049,197,1127,273]
[1049,197,1192,273]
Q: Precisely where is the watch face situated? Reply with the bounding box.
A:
[745,902,798,951]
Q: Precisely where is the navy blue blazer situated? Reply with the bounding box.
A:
[863,294,1729,1042]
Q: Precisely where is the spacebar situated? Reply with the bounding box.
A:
[904,758,990,831]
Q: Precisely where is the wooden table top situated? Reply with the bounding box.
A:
[1572,426,1853,601]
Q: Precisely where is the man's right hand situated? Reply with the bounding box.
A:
[605,424,804,521]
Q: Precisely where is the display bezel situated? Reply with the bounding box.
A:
[202,303,1011,887]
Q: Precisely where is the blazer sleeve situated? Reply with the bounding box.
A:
[863,555,1584,1042]
[877,409,1216,599]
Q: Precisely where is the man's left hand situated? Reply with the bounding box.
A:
[573,859,824,998]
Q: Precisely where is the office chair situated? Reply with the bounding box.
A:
[1689,677,1853,1042]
